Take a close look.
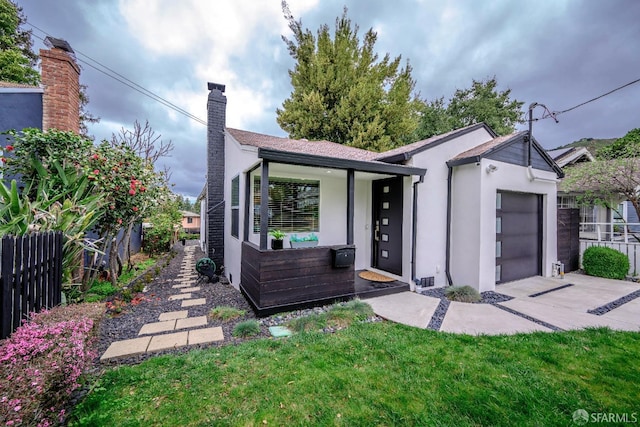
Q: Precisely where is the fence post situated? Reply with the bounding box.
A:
[1,236,15,339]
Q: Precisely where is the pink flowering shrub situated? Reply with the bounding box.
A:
[0,303,103,426]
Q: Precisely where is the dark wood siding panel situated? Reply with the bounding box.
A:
[557,208,580,272]
[487,139,554,172]
[240,242,355,313]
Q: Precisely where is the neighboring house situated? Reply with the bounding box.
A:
[0,37,142,268]
[550,146,638,240]
[548,146,594,168]
[180,210,201,234]
[201,83,563,314]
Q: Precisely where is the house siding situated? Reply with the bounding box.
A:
[486,137,555,172]
[0,91,43,134]
[410,127,495,287]
[450,159,557,291]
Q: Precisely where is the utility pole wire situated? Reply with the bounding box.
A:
[27,22,208,127]
[554,77,640,117]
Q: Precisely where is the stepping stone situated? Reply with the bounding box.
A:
[172,284,191,289]
[269,326,293,337]
[182,298,206,307]
[139,320,176,335]
[188,327,224,345]
[180,286,201,293]
[176,316,208,330]
[147,331,189,352]
[101,337,151,360]
[169,293,192,300]
[159,310,189,321]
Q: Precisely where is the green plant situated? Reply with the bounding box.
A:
[582,246,630,279]
[287,299,374,332]
[209,306,246,321]
[88,281,118,297]
[445,285,481,303]
[131,281,146,293]
[232,320,261,337]
[287,313,326,332]
[120,288,133,302]
[269,229,286,240]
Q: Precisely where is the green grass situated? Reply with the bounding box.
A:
[70,324,640,426]
[117,258,156,285]
[209,306,247,321]
[286,299,375,332]
[82,258,157,303]
[232,320,261,338]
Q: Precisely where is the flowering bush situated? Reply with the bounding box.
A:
[0,303,102,426]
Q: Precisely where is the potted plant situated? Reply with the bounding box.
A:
[269,229,286,250]
[290,233,319,248]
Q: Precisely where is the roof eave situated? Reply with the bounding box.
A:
[258,148,426,177]
[377,123,497,163]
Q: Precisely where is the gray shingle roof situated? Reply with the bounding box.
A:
[226,128,379,162]
[451,133,522,161]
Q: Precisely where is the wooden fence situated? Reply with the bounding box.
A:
[1,232,63,339]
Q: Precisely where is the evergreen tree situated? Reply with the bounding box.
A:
[277,3,421,152]
[0,0,39,85]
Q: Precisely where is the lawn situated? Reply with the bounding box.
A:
[71,323,640,426]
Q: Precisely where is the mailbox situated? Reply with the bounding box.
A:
[331,247,355,268]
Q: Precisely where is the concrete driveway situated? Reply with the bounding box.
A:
[364,273,640,335]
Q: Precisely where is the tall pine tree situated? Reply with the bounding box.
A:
[277,3,421,152]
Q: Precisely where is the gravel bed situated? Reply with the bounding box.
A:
[96,241,268,367]
[587,289,640,315]
[426,298,450,330]
[95,241,382,367]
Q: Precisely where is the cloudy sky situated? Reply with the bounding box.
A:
[16,0,640,200]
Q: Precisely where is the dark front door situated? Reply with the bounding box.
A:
[496,191,542,283]
[372,177,403,275]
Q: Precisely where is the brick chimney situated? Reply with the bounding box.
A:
[206,82,226,271]
[40,37,80,133]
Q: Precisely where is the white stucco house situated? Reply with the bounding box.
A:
[200,83,564,314]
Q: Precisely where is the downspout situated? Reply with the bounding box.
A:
[445,165,454,286]
[411,175,424,286]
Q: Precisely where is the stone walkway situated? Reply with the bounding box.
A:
[100,246,225,361]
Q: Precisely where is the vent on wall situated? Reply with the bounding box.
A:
[419,277,434,287]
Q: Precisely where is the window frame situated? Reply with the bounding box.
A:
[231,175,240,239]
[253,175,320,233]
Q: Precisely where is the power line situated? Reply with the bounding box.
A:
[554,77,640,117]
[26,22,207,127]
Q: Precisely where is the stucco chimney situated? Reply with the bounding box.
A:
[206,82,226,271]
[40,37,80,133]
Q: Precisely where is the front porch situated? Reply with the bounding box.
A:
[239,242,409,316]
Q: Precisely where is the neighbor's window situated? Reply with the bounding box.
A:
[231,175,240,238]
[187,217,193,224]
[253,176,319,233]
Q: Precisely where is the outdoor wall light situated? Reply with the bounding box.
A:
[486,164,498,174]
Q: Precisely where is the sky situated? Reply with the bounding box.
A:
[15,0,640,201]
